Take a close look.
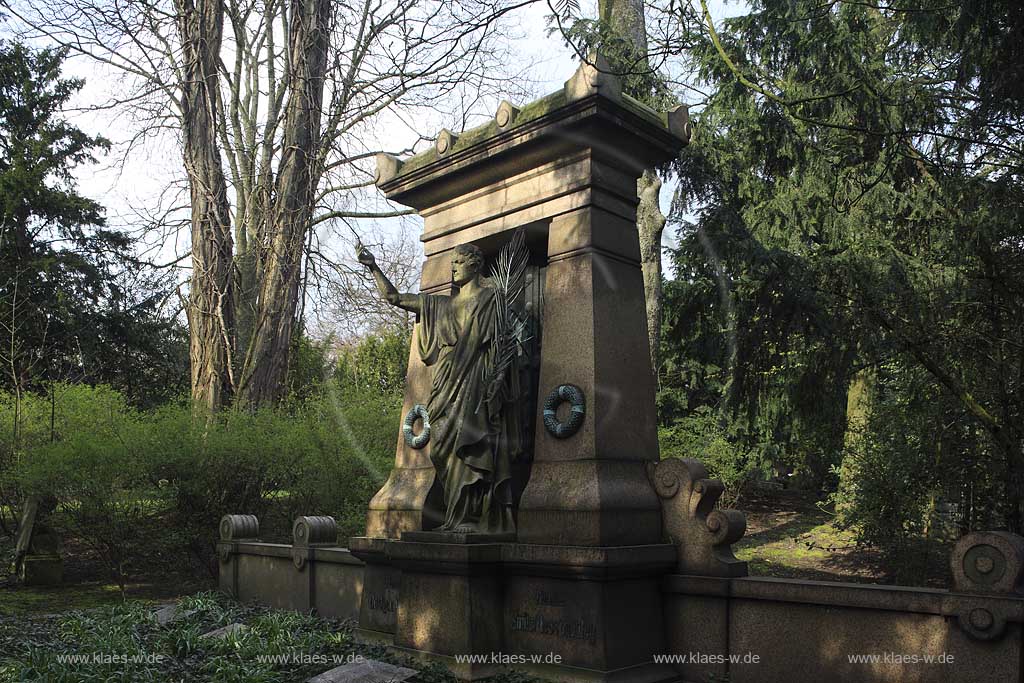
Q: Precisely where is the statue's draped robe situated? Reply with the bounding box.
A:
[417,286,520,533]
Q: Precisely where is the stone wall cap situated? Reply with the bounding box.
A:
[376,86,688,210]
[218,541,363,566]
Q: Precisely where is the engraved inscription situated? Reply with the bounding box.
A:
[366,574,400,615]
[534,590,566,607]
[367,589,398,614]
[510,613,597,641]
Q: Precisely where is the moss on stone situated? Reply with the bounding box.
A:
[392,87,667,180]
[394,89,567,178]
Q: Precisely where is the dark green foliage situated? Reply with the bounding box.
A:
[0,592,366,683]
[656,0,1024,557]
[833,362,996,583]
[335,327,410,397]
[285,332,334,401]
[5,379,401,584]
[0,40,187,403]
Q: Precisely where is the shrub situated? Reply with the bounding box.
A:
[15,385,157,594]
[831,363,999,583]
[4,377,403,585]
[658,406,769,507]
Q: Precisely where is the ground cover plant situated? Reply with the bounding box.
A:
[0,592,550,683]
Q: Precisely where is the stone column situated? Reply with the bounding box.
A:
[517,181,663,547]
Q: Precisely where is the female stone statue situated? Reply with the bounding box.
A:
[357,241,525,535]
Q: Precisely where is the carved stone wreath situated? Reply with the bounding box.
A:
[543,384,586,438]
[403,404,431,449]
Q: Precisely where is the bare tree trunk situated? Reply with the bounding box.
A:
[237,0,330,407]
[637,168,666,375]
[599,0,667,377]
[176,0,235,414]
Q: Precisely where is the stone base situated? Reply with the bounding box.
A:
[351,536,679,682]
[19,554,63,586]
[401,530,516,544]
[354,627,395,646]
[349,537,399,641]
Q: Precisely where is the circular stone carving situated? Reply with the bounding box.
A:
[969,608,994,631]
[964,544,1007,586]
[403,404,431,449]
[293,516,337,546]
[543,384,586,438]
[951,531,1024,594]
[219,514,259,541]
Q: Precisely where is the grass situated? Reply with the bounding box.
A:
[0,579,215,618]
[0,592,550,683]
[732,487,952,587]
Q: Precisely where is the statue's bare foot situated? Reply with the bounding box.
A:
[453,523,477,533]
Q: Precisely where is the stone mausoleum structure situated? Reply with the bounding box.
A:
[217,56,1024,683]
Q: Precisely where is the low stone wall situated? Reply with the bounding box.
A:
[217,516,365,621]
[664,574,1023,683]
[216,510,1024,682]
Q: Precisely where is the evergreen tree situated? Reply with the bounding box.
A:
[0,41,187,406]
[655,0,1024,534]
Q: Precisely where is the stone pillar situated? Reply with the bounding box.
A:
[517,190,663,546]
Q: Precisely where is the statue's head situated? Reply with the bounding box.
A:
[451,243,484,286]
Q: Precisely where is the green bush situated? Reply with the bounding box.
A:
[12,385,156,593]
[3,374,403,585]
[658,406,769,506]
[831,363,998,583]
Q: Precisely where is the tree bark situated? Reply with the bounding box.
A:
[237,0,330,407]
[599,0,667,377]
[176,0,235,414]
[637,168,666,376]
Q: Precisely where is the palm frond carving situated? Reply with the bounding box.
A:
[478,229,531,413]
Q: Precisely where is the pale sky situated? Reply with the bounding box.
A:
[1,0,742,323]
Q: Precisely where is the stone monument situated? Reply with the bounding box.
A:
[13,495,63,586]
[216,53,1024,683]
[348,53,693,681]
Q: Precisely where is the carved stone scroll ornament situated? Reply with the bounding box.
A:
[219,514,259,563]
[945,531,1024,641]
[292,516,338,570]
[648,458,748,577]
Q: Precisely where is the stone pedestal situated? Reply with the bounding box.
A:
[349,537,400,644]
[19,554,63,586]
[501,543,678,683]
[388,537,507,679]
[352,54,691,682]
[353,535,679,682]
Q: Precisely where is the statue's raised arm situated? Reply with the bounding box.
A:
[357,243,421,314]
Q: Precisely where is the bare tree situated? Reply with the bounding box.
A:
[175,0,236,413]
[5,0,532,409]
[600,0,670,379]
[309,223,422,342]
